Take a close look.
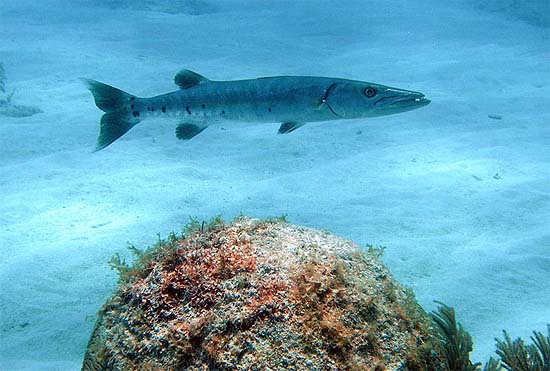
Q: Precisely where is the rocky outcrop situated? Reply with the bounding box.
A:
[82,217,445,371]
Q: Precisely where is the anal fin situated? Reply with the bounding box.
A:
[176,123,208,140]
[278,122,304,134]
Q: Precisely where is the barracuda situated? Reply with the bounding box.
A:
[83,69,430,151]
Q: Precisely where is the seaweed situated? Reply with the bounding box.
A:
[182,215,225,236]
[366,244,386,259]
[204,214,224,231]
[430,301,481,371]
[429,303,550,371]
[484,357,502,371]
[0,62,41,117]
[109,234,179,285]
[109,216,227,285]
[532,326,550,369]
[182,216,202,235]
[495,326,550,371]
[264,213,288,223]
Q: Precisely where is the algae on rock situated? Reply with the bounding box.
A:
[82,217,446,371]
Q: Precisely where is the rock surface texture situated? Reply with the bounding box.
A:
[82,218,445,371]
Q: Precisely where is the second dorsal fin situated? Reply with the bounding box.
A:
[174,69,208,89]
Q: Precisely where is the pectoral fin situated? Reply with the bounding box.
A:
[175,123,208,140]
[278,122,304,134]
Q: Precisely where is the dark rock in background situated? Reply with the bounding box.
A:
[0,63,41,118]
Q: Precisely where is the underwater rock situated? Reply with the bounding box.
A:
[0,63,5,93]
[82,217,446,371]
[472,0,550,27]
[85,0,217,15]
[0,100,42,118]
[0,63,41,118]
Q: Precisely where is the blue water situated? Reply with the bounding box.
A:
[0,1,549,370]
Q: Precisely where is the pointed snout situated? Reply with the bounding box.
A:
[400,90,430,107]
[375,87,430,112]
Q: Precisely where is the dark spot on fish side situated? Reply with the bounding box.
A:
[130,96,135,101]
[133,111,140,118]
[161,106,166,113]
[186,105,191,115]
[201,104,205,109]
[131,104,134,109]
[151,107,155,112]
[268,107,272,112]
[221,110,225,115]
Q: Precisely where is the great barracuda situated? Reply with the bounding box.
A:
[84,69,430,151]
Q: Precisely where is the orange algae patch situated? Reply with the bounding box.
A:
[82,217,445,371]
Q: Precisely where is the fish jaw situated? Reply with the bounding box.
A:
[374,89,431,115]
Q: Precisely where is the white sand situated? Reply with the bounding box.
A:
[0,1,549,369]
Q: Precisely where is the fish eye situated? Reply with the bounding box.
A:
[364,87,377,98]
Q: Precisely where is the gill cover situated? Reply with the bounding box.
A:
[323,81,378,119]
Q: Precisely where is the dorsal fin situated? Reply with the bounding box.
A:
[174,69,208,89]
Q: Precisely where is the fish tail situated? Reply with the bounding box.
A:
[82,78,141,151]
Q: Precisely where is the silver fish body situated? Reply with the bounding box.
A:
[136,77,338,123]
[84,69,430,151]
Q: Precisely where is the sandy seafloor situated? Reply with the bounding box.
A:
[0,0,549,370]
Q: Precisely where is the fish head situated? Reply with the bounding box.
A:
[324,80,430,118]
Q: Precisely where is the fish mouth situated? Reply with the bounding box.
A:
[375,91,430,110]
[391,95,431,108]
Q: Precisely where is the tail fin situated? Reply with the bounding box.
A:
[82,78,140,151]
[83,78,133,113]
